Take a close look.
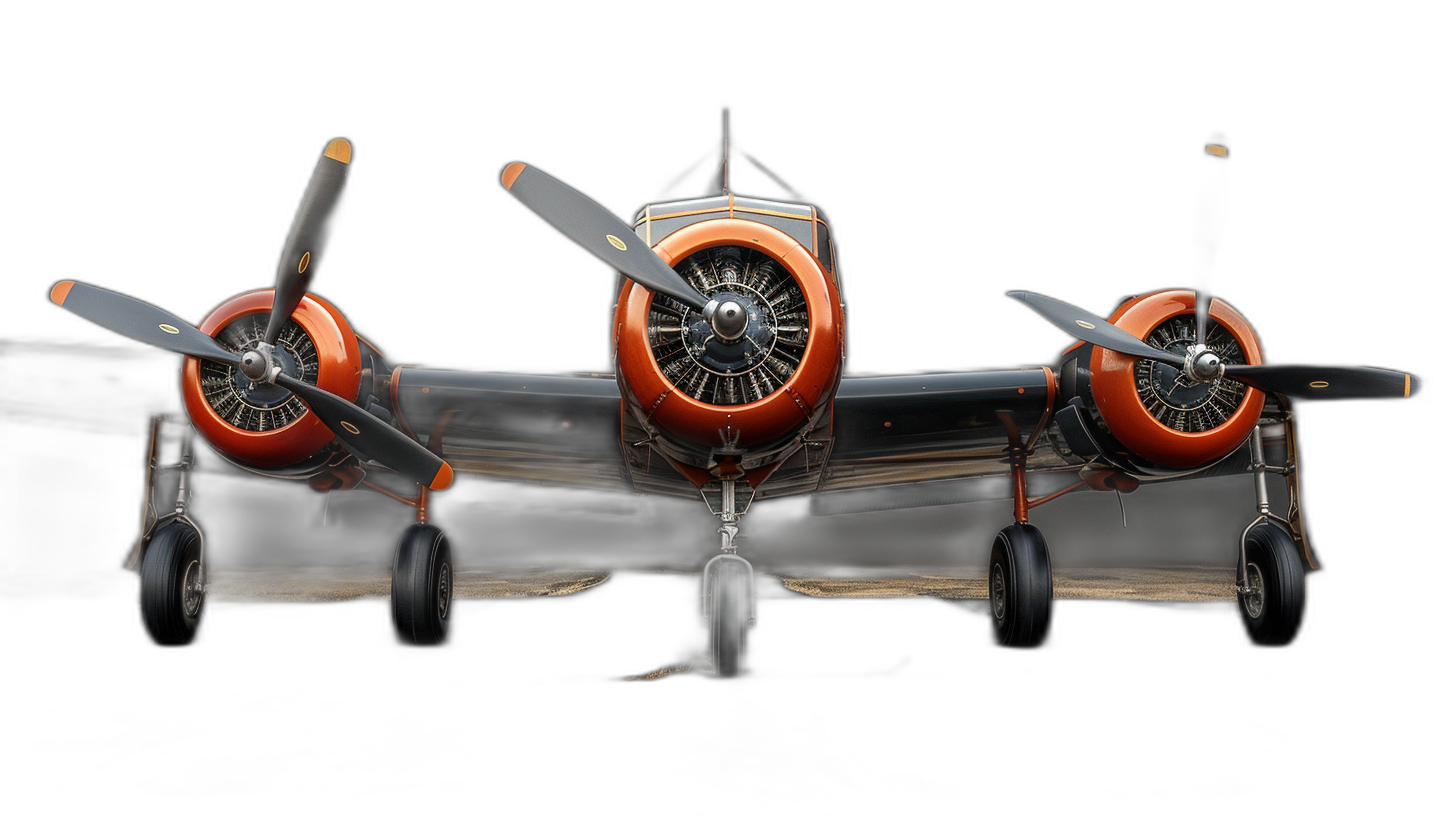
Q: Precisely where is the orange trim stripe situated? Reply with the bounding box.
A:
[501,162,526,190]
[632,207,826,228]
[324,138,352,164]
[49,280,75,306]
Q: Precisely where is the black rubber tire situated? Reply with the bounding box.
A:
[989,523,1053,647]
[391,523,453,645]
[1240,522,1305,646]
[140,522,204,645]
[709,562,751,677]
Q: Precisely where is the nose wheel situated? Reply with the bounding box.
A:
[704,554,754,677]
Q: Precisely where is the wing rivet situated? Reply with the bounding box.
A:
[340,421,361,435]
[606,235,627,251]
[159,324,180,334]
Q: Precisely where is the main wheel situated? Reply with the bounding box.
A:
[391,523,453,645]
[1239,522,1305,645]
[705,556,752,677]
[989,523,1053,647]
[140,522,205,645]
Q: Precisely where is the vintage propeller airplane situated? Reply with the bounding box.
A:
[48,118,1418,675]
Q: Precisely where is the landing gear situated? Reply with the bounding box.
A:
[701,479,755,677]
[140,522,206,645]
[704,554,754,677]
[1239,522,1304,645]
[1236,427,1306,645]
[391,523,453,645]
[988,523,1053,646]
[136,418,205,646]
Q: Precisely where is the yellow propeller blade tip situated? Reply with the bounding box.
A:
[501,162,526,190]
[324,138,352,164]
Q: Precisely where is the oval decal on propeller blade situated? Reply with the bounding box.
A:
[606,235,627,251]
[340,421,361,435]
[1310,381,1330,388]
[298,251,310,274]
[159,324,180,335]
[1075,319,1095,329]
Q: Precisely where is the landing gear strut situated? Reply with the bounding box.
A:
[702,480,755,677]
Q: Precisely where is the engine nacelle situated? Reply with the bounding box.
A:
[1053,289,1265,471]
[182,289,365,471]
[614,218,843,468]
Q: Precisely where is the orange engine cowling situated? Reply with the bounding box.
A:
[614,218,843,464]
[182,289,363,470]
[1058,289,1265,471]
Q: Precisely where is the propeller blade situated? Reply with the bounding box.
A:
[49,281,242,367]
[500,162,710,311]
[264,138,352,345]
[1194,289,1211,347]
[274,373,454,489]
[1008,291,1185,367]
[1193,136,1228,343]
[1223,364,1418,400]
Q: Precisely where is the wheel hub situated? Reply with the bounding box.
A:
[436,562,452,620]
[181,559,204,618]
[1242,562,1265,619]
[991,563,1007,621]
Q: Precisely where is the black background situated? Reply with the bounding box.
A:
[5,62,1438,775]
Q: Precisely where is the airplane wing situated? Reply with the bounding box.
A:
[386,364,1303,555]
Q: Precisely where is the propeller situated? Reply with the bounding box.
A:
[50,280,453,489]
[1019,133,1415,408]
[499,162,711,312]
[47,141,453,490]
[1009,290,1418,400]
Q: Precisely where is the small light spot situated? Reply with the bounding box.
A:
[422,386,430,393]
[883,421,892,428]
[1017,388,1025,394]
